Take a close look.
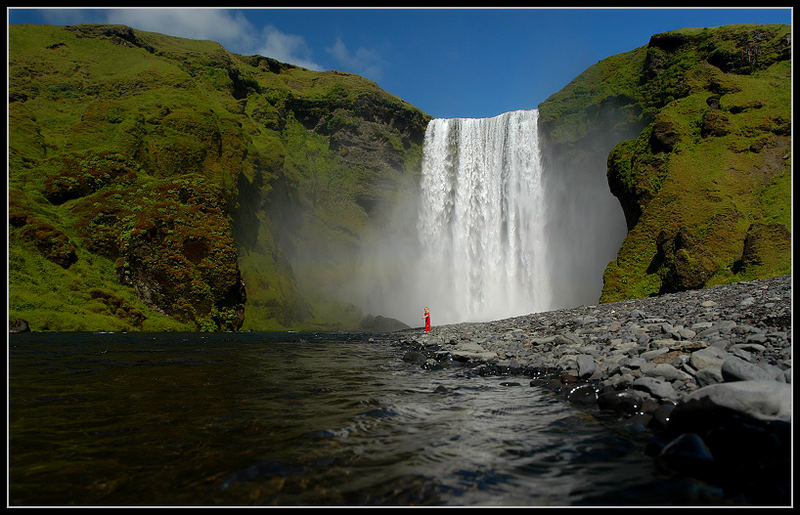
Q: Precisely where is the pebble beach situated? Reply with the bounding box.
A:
[395,274,792,505]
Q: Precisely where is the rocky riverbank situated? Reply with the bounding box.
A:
[394,275,792,505]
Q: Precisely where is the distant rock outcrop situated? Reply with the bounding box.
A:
[360,315,411,333]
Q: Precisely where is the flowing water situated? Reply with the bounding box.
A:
[418,110,550,324]
[352,108,626,328]
[8,331,726,507]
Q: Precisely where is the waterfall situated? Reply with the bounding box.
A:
[417,109,550,324]
[352,108,628,328]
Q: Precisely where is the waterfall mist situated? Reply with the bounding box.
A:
[351,108,628,327]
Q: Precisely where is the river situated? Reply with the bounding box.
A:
[8,331,728,506]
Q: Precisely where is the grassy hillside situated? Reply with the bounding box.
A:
[9,23,790,331]
[8,24,431,332]
[539,24,791,302]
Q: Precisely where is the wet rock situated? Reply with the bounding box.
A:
[628,413,653,430]
[597,389,642,416]
[649,404,676,431]
[423,359,442,371]
[656,433,715,476]
[567,384,598,405]
[402,350,425,364]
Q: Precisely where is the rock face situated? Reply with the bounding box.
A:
[360,315,411,333]
[8,23,430,331]
[395,274,791,504]
[539,24,791,302]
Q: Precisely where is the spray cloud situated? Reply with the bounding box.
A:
[351,108,629,327]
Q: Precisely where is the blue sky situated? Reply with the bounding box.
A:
[7,7,793,119]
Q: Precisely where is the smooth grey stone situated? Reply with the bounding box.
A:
[576,354,596,379]
[641,347,669,361]
[730,343,766,353]
[731,347,753,361]
[721,357,772,382]
[713,320,737,333]
[554,332,583,346]
[683,380,791,422]
[609,373,636,389]
[746,333,768,344]
[697,328,720,339]
[695,367,724,386]
[640,363,693,382]
[690,347,730,370]
[633,376,678,402]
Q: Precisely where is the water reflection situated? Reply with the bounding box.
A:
[11,332,686,506]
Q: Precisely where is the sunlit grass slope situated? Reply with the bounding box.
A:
[9,24,431,331]
[539,24,791,301]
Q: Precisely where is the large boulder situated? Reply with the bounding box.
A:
[672,380,790,424]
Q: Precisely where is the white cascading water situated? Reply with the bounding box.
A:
[417,109,550,324]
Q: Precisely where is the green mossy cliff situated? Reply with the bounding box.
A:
[538,24,791,302]
[8,23,791,332]
[8,24,431,331]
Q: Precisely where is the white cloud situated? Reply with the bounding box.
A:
[107,9,323,70]
[32,8,325,72]
[256,25,323,71]
[104,8,257,50]
[325,37,384,80]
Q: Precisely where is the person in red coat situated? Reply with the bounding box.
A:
[423,307,431,332]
